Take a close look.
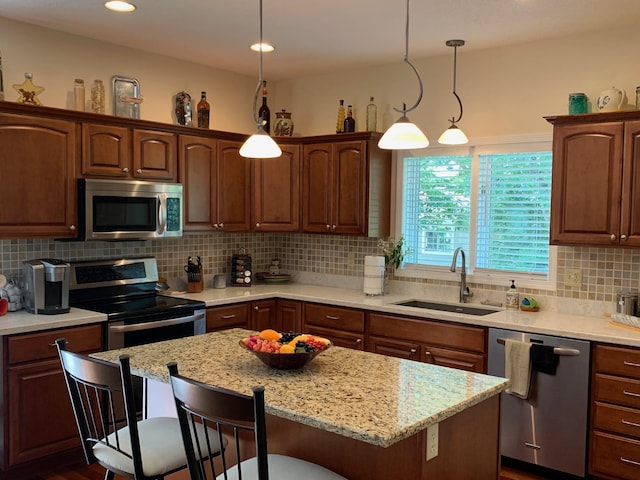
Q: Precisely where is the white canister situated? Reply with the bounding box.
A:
[363,255,385,296]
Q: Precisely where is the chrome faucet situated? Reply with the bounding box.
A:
[450,247,473,303]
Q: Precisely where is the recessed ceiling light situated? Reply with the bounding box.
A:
[250,43,275,53]
[104,1,136,13]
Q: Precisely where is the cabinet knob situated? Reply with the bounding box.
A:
[123,167,129,173]
[332,225,336,231]
[254,306,259,311]
[326,225,331,230]
[256,223,260,228]
[410,348,417,354]
[213,223,218,228]
[219,223,224,229]
[425,351,432,360]
[69,224,76,231]
[621,234,628,242]
[355,338,362,344]
[611,234,617,241]
[136,168,142,174]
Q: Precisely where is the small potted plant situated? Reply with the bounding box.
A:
[377,236,408,289]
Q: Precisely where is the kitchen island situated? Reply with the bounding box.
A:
[93,328,508,480]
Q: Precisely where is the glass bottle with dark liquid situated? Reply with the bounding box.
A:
[258,81,271,134]
[197,91,210,128]
[344,104,355,132]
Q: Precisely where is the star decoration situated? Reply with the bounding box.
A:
[13,73,45,105]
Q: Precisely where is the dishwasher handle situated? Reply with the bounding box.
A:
[496,338,581,356]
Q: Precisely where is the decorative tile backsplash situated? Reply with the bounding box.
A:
[0,234,636,304]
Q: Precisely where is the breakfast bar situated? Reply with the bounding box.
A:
[93,328,508,479]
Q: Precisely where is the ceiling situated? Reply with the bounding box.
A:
[2,0,640,80]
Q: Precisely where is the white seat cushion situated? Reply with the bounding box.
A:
[94,416,225,477]
[217,453,348,480]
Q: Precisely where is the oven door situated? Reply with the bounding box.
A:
[107,308,206,350]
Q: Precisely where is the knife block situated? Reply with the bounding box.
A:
[187,275,203,293]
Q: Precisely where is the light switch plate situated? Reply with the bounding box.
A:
[565,268,582,287]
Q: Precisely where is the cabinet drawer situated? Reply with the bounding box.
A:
[591,430,640,480]
[302,324,364,350]
[206,304,249,332]
[594,373,640,409]
[304,303,365,333]
[368,312,485,353]
[7,324,104,365]
[593,401,640,438]
[367,335,421,361]
[595,344,640,380]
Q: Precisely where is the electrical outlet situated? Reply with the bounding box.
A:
[347,252,355,266]
[426,423,439,461]
[565,268,582,287]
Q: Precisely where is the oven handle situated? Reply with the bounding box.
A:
[110,311,205,333]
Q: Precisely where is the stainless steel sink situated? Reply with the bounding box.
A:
[393,300,499,316]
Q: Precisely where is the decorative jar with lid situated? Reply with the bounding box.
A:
[274,109,294,136]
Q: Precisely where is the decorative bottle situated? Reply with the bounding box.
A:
[506,280,520,310]
[258,81,270,134]
[197,91,210,128]
[366,96,377,131]
[344,104,355,132]
[74,79,85,111]
[336,99,345,133]
[90,80,105,114]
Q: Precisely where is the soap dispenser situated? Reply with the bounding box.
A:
[506,280,520,310]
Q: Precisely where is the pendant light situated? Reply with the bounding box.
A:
[378,0,429,150]
[239,0,281,158]
[438,39,468,145]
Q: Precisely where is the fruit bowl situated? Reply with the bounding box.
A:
[239,330,332,370]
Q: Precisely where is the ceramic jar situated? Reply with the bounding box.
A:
[274,109,294,136]
[596,87,626,112]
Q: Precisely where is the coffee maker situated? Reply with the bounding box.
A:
[23,259,70,314]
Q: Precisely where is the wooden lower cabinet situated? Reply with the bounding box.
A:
[206,303,249,332]
[3,324,104,470]
[303,303,365,350]
[366,312,486,373]
[250,299,277,331]
[590,343,640,480]
[276,299,302,333]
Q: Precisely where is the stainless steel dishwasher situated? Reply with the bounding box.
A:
[488,328,591,478]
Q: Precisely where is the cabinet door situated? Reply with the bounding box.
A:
[276,299,302,333]
[180,135,217,231]
[250,299,277,331]
[302,143,333,233]
[333,141,367,235]
[81,123,130,177]
[206,304,250,332]
[0,113,78,239]
[132,129,177,181]
[253,144,300,232]
[550,122,624,245]
[620,120,640,247]
[217,140,251,231]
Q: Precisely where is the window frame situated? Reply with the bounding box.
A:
[393,133,557,291]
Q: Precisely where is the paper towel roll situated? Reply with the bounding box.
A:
[363,256,385,295]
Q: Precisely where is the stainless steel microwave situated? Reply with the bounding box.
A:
[77,179,183,241]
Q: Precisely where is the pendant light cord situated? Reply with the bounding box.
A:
[251,0,265,127]
[394,0,423,116]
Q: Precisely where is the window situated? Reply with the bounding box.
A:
[397,135,556,290]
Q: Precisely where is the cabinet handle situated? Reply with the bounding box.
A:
[410,348,417,354]
[221,314,236,319]
[624,360,640,368]
[69,224,76,231]
[611,234,617,241]
[355,338,362,344]
[623,390,640,398]
[524,442,541,450]
[123,167,129,173]
[622,419,640,428]
[425,351,432,359]
[325,315,340,321]
[621,234,628,242]
[620,457,640,467]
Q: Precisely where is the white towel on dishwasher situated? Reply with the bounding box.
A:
[504,339,532,399]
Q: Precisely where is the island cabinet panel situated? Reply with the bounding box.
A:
[0,113,78,239]
[590,343,640,479]
[547,112,640,247]
[303,303,365,350]
[253,144,301,232]
[276,299,302,333]
[206,303,250,332]
[367,312,486,372]
[82,124,177,181]
[250,299,277,331]
[3,324,104,469]
[301,133,391,237]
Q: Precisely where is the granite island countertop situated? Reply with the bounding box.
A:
[92,328,508,448]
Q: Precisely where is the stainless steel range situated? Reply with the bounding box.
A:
[68,257,206,350]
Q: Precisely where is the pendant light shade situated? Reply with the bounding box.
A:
[438,39,468,145]
[378,0,428,151]
[240,0,281,159]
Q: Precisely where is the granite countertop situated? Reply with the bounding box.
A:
[2,283,640,348]
[92,328,508,448]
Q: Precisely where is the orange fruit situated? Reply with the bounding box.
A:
[258,329,281,342]
[279,344,295,354]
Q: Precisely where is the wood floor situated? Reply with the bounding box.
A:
[9,460,553,480]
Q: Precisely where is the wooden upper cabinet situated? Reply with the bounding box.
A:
[548,113,640,246]
[302,133,391,236]
[217,140,252,232]
[179,134,217,231]
[0,113,78,239]
[253,144,300,232]
[82,123,177,181]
